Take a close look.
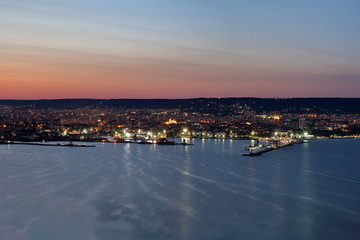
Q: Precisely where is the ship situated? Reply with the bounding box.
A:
[242,139,274,156]
[243,145,274,156]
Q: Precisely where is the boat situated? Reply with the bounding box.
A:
[244,145,273,156]
[242,139,274,156]
[156,138,177,145]
[245,139,260,150]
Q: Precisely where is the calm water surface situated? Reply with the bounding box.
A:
[0,139,359,240]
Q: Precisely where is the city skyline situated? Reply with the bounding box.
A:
[1,0,360,99]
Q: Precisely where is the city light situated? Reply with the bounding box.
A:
[1,99,359,143]
[165,118,177,125]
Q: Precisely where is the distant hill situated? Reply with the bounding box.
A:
[0,98,359,114]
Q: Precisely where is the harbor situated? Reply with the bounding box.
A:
[2,137,310,154]
[0,138,194,147]
[1,138,359,240]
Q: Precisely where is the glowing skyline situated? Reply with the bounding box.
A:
[1,0,360,99]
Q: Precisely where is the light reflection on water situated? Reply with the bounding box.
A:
[176,145,193,240]
[0,139,359,240]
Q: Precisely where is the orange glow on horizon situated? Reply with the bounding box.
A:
[1,44,359,99]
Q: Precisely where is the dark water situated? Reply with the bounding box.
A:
[0,139,359,240]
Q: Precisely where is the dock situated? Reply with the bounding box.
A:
[242,139,305,157]
[1,141,95,147]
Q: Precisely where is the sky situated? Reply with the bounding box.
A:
[1,0,360,99]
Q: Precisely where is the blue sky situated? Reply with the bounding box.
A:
[1,0,360,98]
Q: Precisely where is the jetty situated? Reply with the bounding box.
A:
[242,139,305,156]
[1,140,95,147]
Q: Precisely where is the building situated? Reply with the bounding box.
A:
[298,117,307,129]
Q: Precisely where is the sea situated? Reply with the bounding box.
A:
[0,138,359,240]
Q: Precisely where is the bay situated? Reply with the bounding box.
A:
[0,139,359,240]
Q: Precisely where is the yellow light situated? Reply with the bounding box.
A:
[165,118,177,125]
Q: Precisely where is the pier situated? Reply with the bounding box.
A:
[0,141,95,147]
[0,139,193,147]
[242,139,305,156]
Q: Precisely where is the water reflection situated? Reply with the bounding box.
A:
[1,139,359,240]
[176,144,194,239]
[181,137,190,145]
[298,143,315,238]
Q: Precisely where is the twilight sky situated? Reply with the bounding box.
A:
[1,0,360,99]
